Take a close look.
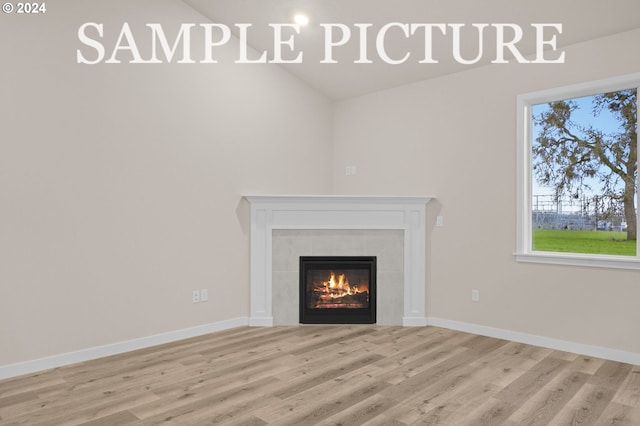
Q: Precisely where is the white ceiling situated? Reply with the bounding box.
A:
[183,0,640,100]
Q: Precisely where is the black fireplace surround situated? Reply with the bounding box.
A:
[299,256,376,324]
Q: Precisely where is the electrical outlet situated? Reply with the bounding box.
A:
[192,290,200,303]
[201,289,208,302]
[472,289,480,302]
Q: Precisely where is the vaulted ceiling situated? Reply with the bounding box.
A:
[183,0,640,100]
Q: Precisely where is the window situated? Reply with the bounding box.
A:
[516,73,639,269]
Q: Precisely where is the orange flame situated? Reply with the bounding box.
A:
[322,272,366,297]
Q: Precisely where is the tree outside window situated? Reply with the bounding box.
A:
[517,75,640,268]
[530,88,637,256]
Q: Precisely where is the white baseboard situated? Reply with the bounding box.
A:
[0,317,249,381]
[4,316,636,381]
[427,317,640,366]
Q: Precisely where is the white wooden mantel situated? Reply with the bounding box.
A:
[243,195,432,327]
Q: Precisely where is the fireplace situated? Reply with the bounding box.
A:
[299,256,376,324]
[243,194,431,326]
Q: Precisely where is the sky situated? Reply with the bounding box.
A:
[531,92,632,198]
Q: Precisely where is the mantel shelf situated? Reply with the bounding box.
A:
[243,194,432,206]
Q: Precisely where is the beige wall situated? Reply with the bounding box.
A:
[2,0,639,369]
[0,0,332,366]
[332,28,640,354]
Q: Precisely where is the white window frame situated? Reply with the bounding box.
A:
[516,72,640,270]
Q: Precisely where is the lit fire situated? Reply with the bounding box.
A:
[312,271,369,308]
[323,272,363,297]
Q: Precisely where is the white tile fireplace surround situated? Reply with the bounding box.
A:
[243,195,432,327]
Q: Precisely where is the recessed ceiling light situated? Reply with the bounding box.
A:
[293,13,310,26]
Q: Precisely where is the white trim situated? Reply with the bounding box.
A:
[243,195,432,326]
[515,252,640,270]
[427,317,640,366]
[0,317,249,380]
[515,72,640,269]
[402,317,429,327]
[242,194,432,205]
[248,317,274,327]
[3,317,636,380]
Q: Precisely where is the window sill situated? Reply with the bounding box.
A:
[515,251,640,270]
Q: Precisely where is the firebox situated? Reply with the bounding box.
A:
[299,256,376,324]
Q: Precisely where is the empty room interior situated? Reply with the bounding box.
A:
[1,0,640,424]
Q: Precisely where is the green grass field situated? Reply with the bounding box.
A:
[533,229,636,256]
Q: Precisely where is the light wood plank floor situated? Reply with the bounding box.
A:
[1,326,640,425]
